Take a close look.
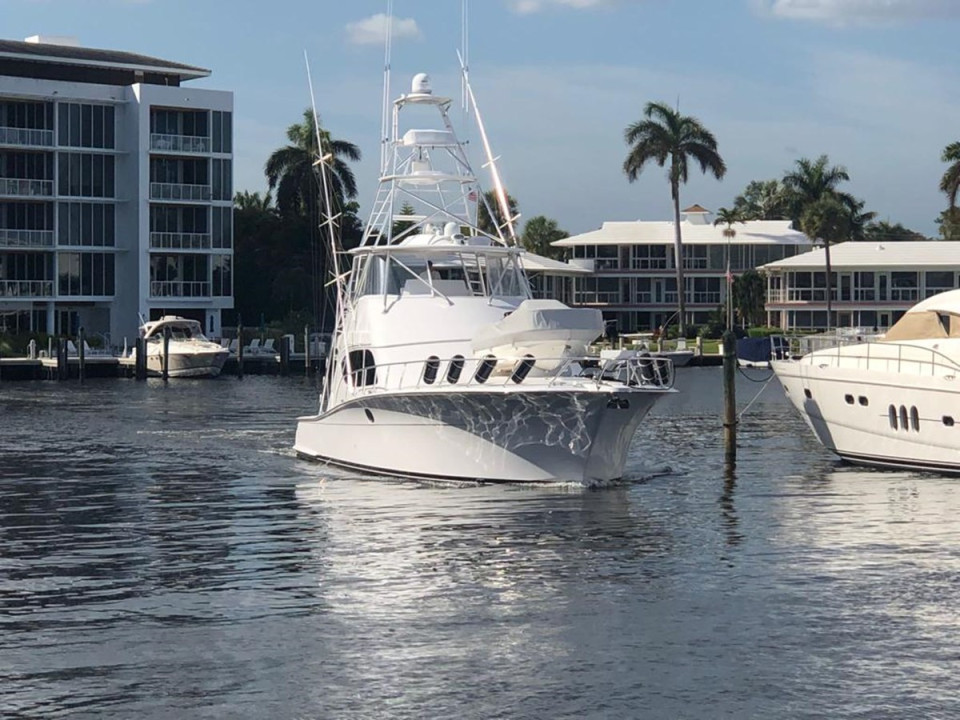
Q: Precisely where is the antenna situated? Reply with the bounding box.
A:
[459,51,519,243]
[461,0,470,114]
[379,0,394,175]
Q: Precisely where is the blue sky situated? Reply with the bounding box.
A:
[6,0,960,236]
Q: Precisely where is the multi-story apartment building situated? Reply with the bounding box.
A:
[552,206,812,333]
[762,241,960,331]
[0,36,233,345]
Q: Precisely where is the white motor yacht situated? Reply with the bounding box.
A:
[136,316,229,378]
[773,289,960,473]
[293,72,674,483]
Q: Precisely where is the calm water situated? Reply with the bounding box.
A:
[2,369,959,719]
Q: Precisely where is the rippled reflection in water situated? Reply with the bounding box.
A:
[2,370,959,718]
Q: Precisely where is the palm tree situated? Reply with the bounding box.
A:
[733,179,790,220]
[940,141,960,210]
[714,207,745,329]
[782,155,856,225]
[477,189,519,239]
[799,196,851,329]
[234,190,274,213]
[623,101,726,337]
[521,215,568,259]
[264,109,361,219]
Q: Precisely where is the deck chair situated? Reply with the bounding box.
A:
[247,338,261,354]
[66,340,79,356]
[228,338,239,354]
[262,338,276,354]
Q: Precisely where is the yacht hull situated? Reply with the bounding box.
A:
[145,350,229,378]
[773,360,960,473]
[294,388,662,483]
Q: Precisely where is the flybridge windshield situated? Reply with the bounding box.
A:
[350,251,529,300]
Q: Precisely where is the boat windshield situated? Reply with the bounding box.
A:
[148,323,205,342]
[350,251,529,300]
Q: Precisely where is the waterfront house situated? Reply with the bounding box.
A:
[0,36,233,345]
[762,241,960,332]
[552,206,812,334]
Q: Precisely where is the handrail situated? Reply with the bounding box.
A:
[328,352,674,401]
[779,334,960,377]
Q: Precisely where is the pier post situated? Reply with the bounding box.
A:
[162,326,170,382]
[279,334,290,375]
[58,337,68,381]
[237,320,244,379]
[304,326,310,375]
[722,329,737,466]
[78,327,86,384]
[135,337,147,380]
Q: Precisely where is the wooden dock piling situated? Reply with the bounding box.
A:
[135,337,147,380]
[722,329,737,466]
[78,327,86,384]
[162,326,170,382]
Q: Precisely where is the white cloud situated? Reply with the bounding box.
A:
[757,0,960,23]
[507,0,615,14]
[345,13,421,46]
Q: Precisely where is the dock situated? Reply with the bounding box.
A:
[0,353,320,381]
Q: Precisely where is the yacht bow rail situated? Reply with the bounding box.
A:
[333,353,674,398]
[800,340,960,378]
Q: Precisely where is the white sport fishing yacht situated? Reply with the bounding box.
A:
[137,315,229,378]
[773,289,960,474]
[294,72,674,483]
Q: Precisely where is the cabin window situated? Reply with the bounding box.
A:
[889,405,898,430]
[858,396,869,407]
[910,406,920,432]
[899,405,909,431]
[485,255,525,297]
[803,389,812,399]
[943,416,955,427]
[346,349,377,387]
[844,394,854,405]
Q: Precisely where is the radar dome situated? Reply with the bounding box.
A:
[411,73,432,94]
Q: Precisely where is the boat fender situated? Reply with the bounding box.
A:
[423,356,441,385]
[636,351,656,384]
[474,355,497,384]
[447,355,465,384]
[510,355,536,384]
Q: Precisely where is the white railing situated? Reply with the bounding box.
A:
[574,292,621,305]
[0,126,54,147]
[149,232,211,249]
[785,337,960,378]
[630,259,668,270]
[150,281,210,297]
[149,182,211,201]
[150,133,211,153]
[0,228,55,247]
[329,353,675,402]
[0,280,54,297]
[0,178,54,197]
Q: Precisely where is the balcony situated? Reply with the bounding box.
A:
[150,182,211,202]
[150,280,210,298]
[150,133,211,154]
[0,229,55,248]
[0,279,54,298]
[149,232,212,250]
[0,178,54,197]
[0,126,54,147]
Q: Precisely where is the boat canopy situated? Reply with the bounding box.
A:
[883,288,960,341]
[471,299,603,355]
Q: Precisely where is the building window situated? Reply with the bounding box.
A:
[212,206,232,248]
[57,103,115,149]
[211,159,232,201]
[212,254,232,296]
[211,111,232,153]
[57,153,115,198]
[57,203,115,246]
[57,251,114,296]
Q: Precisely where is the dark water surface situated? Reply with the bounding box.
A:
[2,369,959,719]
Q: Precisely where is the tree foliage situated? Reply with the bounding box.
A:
[799,196,852,328]
[940,141,960,210]
[733,269,766,327]
[477,189,519,239]
[623,101,726,336]
[521,216,568,259]
[732,179,790,220]
[863,220,928,243]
